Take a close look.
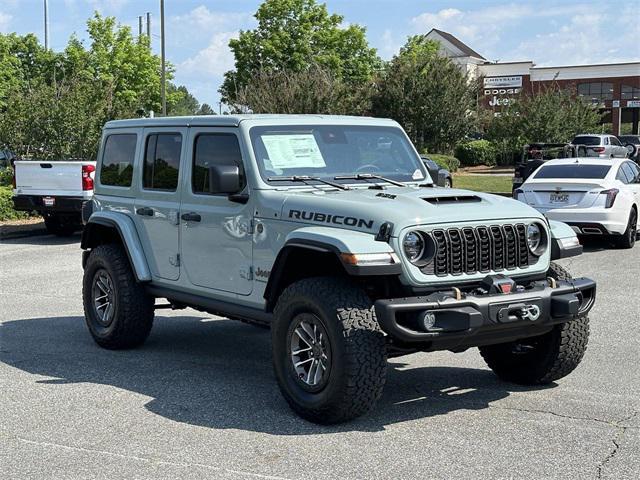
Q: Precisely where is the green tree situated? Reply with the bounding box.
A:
[197,103,216,115]
[167,84,200,116]
[232,62,373,114]
[485,85,602,163]
[220,0,380,107]
[373,35,479,152]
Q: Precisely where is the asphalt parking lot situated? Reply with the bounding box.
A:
[1,234,639,479]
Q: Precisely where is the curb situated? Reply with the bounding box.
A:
[0,221,47,240]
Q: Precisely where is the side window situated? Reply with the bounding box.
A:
[622,162,638,183]
[611,137,621,146]
[616,166,630,184]
[192,134,245,195]
[143,133,182,191]
[100,134,137,187]
[604,137,609,145]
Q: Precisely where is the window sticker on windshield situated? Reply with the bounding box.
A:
[412,169,424,180]
[262,134,326,170]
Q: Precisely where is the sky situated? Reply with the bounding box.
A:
[1,0,639,110]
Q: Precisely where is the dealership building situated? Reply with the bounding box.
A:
[425,29,640,135]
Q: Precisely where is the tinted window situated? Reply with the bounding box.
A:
[100,134,137,187]
[571,136,601,146]
[619,136,640,144]
[143,133,182,191]
[192,134,244,194]
[621,162,638,183]
[617,166,630,184]
[534,164,611,179]
[610,137,621,146]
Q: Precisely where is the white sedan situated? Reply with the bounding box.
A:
[515,158,639,248]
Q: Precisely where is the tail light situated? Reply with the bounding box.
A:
[592,147,605,153]
[82,164,95,191]
[600,188,618,208]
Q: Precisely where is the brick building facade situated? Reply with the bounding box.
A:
[425,29,640,135]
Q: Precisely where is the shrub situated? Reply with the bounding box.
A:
[427,154,460,173]
[455,140,498,167]
[0,186,28,221]
[0,167,14,187]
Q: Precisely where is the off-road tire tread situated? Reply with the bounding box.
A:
[83,244,154,349]
[479,262,589,385]
[273,277,387,424]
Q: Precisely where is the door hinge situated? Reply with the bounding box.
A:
[170,253,180,267]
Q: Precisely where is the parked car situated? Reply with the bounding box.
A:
[420,155,452,187]
[515,158,639,248]
[618,134,640,162]
[80,114,596,424]
[569,134,628,159]
[0,148,14,168]
[12,160,96,236]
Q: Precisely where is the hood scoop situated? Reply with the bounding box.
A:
[423,195,482,205]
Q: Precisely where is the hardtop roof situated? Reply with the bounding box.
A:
[104,114,398,129]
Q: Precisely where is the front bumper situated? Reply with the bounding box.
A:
[374,277,596,351]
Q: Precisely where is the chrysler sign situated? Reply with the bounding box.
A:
[483,76,523,88]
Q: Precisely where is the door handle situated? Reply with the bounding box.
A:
[181,212,201,222]
[136,207,154,216]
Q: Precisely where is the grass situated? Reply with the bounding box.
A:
[0,186,31,221]
[452,174,513,194]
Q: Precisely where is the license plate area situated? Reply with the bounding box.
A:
[42,196,55,207]
[549,192,569,204]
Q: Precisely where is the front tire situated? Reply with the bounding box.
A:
[479,263,589,385]
[272,277,387,424]
[82,244,154,349]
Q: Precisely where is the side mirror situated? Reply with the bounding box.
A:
[209,165,241,194]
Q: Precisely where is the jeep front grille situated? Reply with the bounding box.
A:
[423,224,535,277]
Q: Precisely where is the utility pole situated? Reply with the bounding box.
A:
[160,0,166,116]
[138,16,143,37]
[146,12,151,37]
[43,0,49,50]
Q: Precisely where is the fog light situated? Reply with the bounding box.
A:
[421,312,436,330]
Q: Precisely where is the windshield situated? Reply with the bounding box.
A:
[249,125,428,184]
[534,164,611,179]
[571,136,601,146]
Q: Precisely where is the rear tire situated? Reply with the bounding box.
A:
[82,244,154,349]
[44,214,77,237]
[479,263,589,385]
[615,208,637,249]
[272,277,387,424]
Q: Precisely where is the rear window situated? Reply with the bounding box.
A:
[571,136,601,146]
[534,164,611,179]
[100,134,137,187]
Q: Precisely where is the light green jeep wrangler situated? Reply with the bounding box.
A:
[81,115,596,424]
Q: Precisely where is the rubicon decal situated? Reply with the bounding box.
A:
[289,210,374,229]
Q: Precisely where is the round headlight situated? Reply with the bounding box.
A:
[403,231,425,263]
[527,223,542,253]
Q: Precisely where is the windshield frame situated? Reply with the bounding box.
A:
[248,124,430,187]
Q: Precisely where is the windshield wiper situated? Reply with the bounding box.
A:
[267,175,350,190]
[334,173,407,187]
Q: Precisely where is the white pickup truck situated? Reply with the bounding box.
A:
[12,160,96,236]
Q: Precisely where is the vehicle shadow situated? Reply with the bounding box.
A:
[0,232,81,245]
[0,315,548,434]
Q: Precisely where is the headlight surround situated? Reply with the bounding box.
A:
[527,223,547,256]
[403,231,425,263]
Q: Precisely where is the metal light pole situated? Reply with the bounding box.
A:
[160,0,167,116]
[138,16,143,37]
[43,0,49,50]
[146,12,151,37]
